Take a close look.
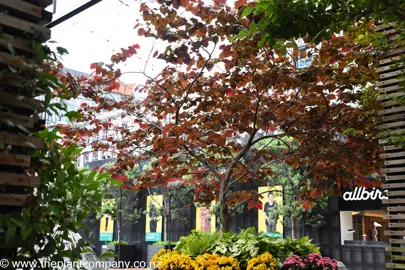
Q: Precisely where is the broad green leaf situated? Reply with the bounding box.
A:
[241,7,254,17]
[110,178,122,186]
[49,205,60,217]
[22,227,31,240]
[65,111,82,122]
[10,218,24,228]
[274,41,284,50]
[343,128,355,134]
[7,43,15,56]
[86,181,100,191]
[56,46,69,55]
[87,171,97,182]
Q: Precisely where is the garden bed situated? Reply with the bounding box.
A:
[151,228,338,269]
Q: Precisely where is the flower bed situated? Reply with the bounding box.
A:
[152,250,240,270]
[247,253,277,270]
[151,228,338,270]
[152,250,195,270]
[281,254,338,269]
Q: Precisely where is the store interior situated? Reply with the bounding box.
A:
[340,210,389,245]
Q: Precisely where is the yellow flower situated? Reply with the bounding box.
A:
[156,252,194,270]
[152,249,170,266]
[246,253,276,270]
[194,253,240,270]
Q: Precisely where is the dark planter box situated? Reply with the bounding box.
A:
[100,244,137,264]
[115,244,137,263]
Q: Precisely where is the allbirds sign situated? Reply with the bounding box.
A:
[343,187,388,201]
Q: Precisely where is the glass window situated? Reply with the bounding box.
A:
[305,56,313,66]
[295,46,314,69]
[340,210,389,246]
[296,56,313,68]
[101,130,107,140]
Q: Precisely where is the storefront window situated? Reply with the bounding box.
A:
[340,210,388,245]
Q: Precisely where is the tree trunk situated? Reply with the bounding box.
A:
[220,203,230,233]
[117,219,120,242]
[163,213,168,241]
[291,215,297,239]
[163,194,169,242]
[116,218,121,260]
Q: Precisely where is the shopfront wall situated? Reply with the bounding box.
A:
[339,187,388,245]
[284,192,387,270]
[91,186,388,269]
[316,188,388,270]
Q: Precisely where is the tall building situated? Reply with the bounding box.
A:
[43,68,136,169]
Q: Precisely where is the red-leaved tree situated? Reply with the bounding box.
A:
[59,0,381,231]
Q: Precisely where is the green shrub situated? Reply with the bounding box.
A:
[176,228,320,268]
[153,241,178,246]
[278,236,320,260]
[107,240,128,246]
[175,230,220,257]
[212,228,261,268]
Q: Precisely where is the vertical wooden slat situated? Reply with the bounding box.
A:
[377,22,405,270]
[0,0,53,258]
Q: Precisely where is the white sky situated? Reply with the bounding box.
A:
[47,0,164,84]
[46,0,237,85]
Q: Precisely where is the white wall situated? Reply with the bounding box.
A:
[340,211,354,245]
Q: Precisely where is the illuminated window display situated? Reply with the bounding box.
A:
[339,186,389,246]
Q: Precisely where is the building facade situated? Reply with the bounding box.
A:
[42,68,135,168]
[88,184,387,270]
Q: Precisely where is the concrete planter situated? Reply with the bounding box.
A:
[100,244,116,262]
[337,261,349,270]
[146,245,165,265]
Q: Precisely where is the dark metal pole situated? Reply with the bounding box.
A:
[45,0,104,29]
[53,0,57,14]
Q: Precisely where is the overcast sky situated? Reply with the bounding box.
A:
[46,0,162,84]
[46,0,237,85]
